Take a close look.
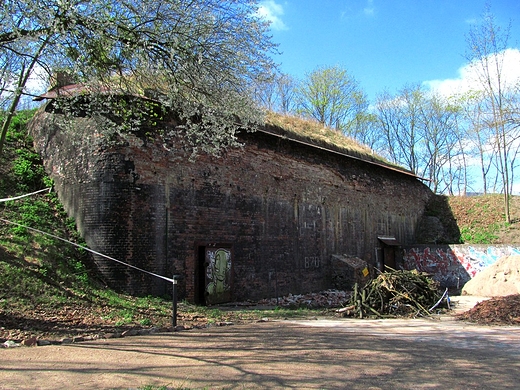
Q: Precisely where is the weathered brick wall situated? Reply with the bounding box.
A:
[30,108,434,302]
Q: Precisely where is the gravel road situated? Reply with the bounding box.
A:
[1,310,519,390]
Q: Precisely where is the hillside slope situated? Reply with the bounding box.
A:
[447,194,520,244]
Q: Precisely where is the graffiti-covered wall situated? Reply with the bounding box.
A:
[403,245,520,289]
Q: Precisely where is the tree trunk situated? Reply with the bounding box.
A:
[0,37,48,156]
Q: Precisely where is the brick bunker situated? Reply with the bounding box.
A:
[29,99,434,304]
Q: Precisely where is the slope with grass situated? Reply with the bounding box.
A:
[0,110,179,341]
[447,194,520,244]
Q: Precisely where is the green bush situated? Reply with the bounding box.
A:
[1,110,92,295]
[12,148,47,190]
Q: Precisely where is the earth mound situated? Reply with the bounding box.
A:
[458,294,520,325]
[461,255,520,296]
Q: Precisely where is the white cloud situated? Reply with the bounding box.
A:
[340,0,375,20]
[25,64,48,95]
[364,0,375,16]
[513,183,520,195]
[257,0,288,31]
[424,48,520,98]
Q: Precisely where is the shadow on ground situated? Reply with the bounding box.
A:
[1,320,519,389]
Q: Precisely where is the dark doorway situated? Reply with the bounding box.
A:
[195,245,207,305]
[377,236,401,271]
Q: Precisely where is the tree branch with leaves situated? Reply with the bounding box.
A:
[0,0,278,156]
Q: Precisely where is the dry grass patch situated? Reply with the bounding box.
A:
[264,111,402,170]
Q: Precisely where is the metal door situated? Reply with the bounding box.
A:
[205,247,232,304]
[377,236,400,271]
[383,246,397,270]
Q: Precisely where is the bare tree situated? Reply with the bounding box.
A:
[456,91,498,194]
[0,35,49,155]
[465,6,517,222]
[419,94,461,193]
[276,73,296,114]
[348,111,382,151]
[375,85,425,174]
[376,85,462,192]
[254,72,296,114]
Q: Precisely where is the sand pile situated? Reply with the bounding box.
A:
[462,255,520,296]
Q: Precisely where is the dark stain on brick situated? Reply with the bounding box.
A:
[29,107,436,303]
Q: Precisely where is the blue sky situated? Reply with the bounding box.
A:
[258,0,520,102]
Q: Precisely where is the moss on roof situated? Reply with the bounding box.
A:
[263,111,411,175]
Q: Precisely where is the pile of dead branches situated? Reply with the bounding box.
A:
[339,269,446,318]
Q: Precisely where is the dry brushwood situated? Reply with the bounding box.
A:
[340,269,445,318]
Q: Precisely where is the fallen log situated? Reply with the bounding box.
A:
[336,305,355,313]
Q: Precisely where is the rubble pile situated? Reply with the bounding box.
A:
[341,269,446,318]
[257,289,351,308]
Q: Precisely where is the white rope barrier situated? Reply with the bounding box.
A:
[0,217,174,284]
[0,187,51,203]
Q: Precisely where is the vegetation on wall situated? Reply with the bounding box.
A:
[265,111,400,170]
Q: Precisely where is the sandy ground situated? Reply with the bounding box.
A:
[1,297,519,390]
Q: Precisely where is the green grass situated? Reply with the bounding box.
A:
[448,194,518,244]
[0,110,173,329]
[265,111,404,171]
[460,224,501,244]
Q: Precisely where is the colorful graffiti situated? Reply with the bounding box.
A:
[403,245,520,289]
[206,248,231,297]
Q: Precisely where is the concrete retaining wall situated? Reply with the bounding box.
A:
[402,245,520,289]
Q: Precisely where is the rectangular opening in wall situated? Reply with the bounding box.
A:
[377,236,401,271]
[196,243,233,305]
[194,245,206,305]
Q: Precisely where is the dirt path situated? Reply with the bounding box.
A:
[1,313,519,390]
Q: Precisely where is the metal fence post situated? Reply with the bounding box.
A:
[172,275,179,328]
